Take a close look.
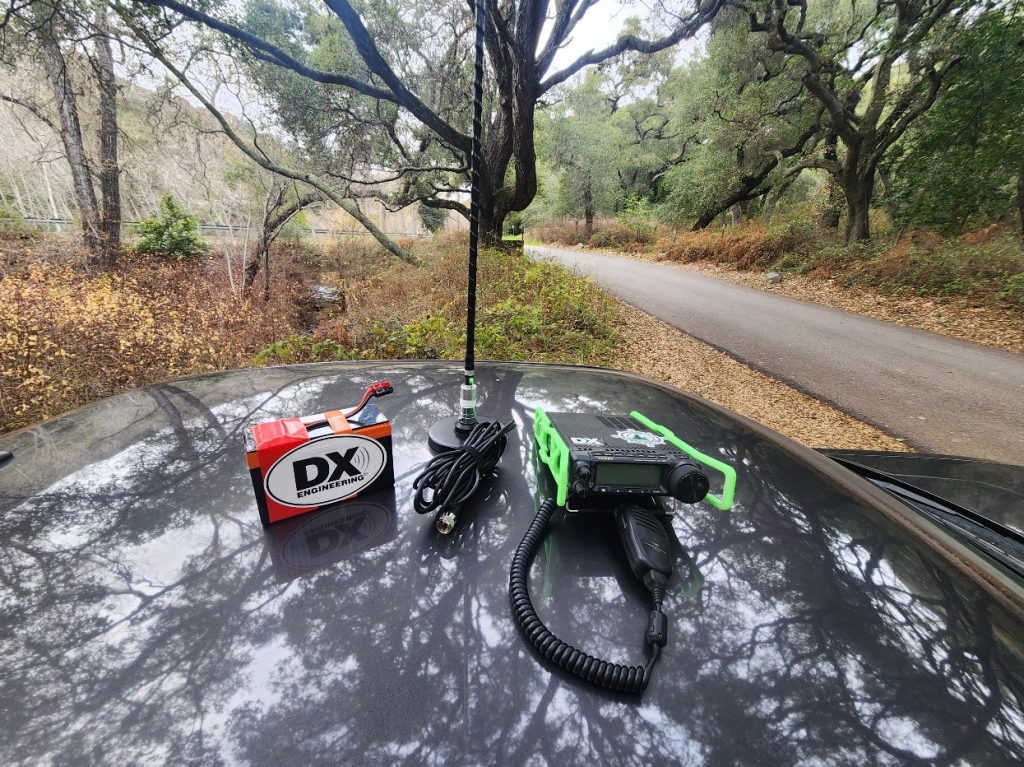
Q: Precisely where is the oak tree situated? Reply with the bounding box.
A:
[134,0,726,244]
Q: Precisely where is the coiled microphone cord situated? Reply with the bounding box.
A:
[509,498,666,694]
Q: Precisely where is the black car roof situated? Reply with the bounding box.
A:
[1,361,1023,766]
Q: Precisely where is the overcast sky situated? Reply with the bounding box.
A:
[544,0,704,74]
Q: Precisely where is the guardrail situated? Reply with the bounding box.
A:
[20,217,427,239]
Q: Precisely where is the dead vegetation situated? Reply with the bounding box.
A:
[2,228,924,453]
[535,218,1024,354]
[0,236,311,432]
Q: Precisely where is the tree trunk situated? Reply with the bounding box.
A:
[583,185,594,241]
[243,246,262,290]
[39,32,102,262]
[763,169,801,225]
[844,176,873,244]
[95,12,121,268]
[244,191,319,290]
[820,132,842,230]
[692,206,719,231]
[261,243,271,301]
[763,192,776,225]
[1017,164,1024,240]
[477,200,500,247]
[822,182,843,230]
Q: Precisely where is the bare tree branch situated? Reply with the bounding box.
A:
[0,92,57,131]
[126,20,418,264]
[540,0,726,93]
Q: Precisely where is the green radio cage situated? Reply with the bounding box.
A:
[533,407,737,510]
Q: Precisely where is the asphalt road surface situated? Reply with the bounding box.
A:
[529,244,1024,465]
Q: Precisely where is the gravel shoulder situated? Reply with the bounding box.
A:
[611,301,909,452]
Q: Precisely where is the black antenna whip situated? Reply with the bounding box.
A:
[461,0,485,421]
[426,0,494,453]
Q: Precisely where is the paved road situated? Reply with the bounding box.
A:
[529,244,1024,464]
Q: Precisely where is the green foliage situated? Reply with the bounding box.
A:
[504,210,524,236]
[885,9,1024,233]
[657,8,818,224]
[353,247,618,364]
[133,195,208,259]
[618,195,656,240]
[474,257,618,363]
[0,205,37,237]
[279,210,310,242]
[535,71,625,221]
[364,315,458,359]
[999,273,1024,309]
[238,0,464,217]
[417,203,447,234]
[253,333,352,365]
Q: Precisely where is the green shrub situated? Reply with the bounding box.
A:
[504,211,525,237]
[254,334,352,365]
[618,195,656,242]
[348,246,618,365]
[997,273,1024,309]
[362,315,460,359]
[134,195,208,259]
[278,210,309,242]
[0,205,37,238]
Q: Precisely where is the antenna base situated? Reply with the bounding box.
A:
[427,415,496,453]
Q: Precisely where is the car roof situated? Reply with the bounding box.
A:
[1,361,1023,766]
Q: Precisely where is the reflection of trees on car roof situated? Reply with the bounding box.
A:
[2,364,1023,765]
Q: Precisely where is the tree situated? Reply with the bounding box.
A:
[117,9,419,264]
[537,71,621,239]
[94,8,121,260]
[657,8,820,229]
[134,193,208,258]
[132,0,727,243]
[884,6,1024,236]
[243,182,322,297]
[747,0,973,243]
[0,0,123,267]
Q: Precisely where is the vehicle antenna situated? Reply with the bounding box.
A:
[427,0,493,452]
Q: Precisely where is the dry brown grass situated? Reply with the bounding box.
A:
[653,224,810,269]
[0,247,307,433]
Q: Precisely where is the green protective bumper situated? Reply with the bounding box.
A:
[533,407,737,511]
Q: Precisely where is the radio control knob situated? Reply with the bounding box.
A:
[575,463,593,482]
[667,462,710,504]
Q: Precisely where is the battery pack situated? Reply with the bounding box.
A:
[244,383,395,525]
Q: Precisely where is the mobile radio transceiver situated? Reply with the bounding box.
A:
[533,408,737,511]
[518,407,738,693]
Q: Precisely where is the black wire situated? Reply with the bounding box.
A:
[509,498,663,694]
[413,420,513,518]
[464,0,485,374]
